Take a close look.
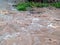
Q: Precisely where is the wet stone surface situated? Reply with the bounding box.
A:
[0,8,60,45]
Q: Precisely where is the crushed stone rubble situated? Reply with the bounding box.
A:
[0,8,60,45]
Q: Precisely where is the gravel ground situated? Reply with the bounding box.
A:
[0,8,60,45]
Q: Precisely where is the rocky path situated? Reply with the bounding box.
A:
[0,8,60,45]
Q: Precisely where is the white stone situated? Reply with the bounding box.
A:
[32,18,40,21]
[48,23,58,28]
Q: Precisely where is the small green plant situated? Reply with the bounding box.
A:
[16,2,30,11]
[51,2,60,8]
[37,3,49,7]
[29,2,49,7]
